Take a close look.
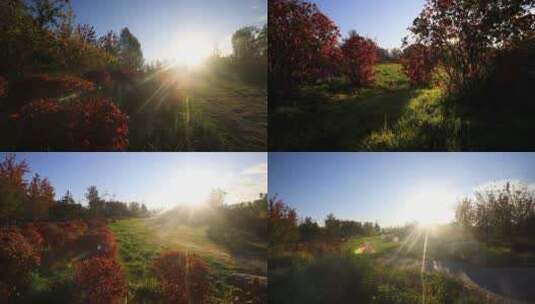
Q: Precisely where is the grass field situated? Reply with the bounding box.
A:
[109,217,266,303]
[270,62,535,151]
[125,70,267,152]
[269,227,535,304]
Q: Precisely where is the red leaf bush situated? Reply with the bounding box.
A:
[58,220,88,243]
[340,33,377,88]
[152,251,210,304]
[82,227,118,258]
[21,223,45,254]
[74,256,127,304]
[37,222,67,248]
[0,228,41,301]
[69,98,128,151]
[10,97,128,151]
[401,43,436,86]
[269,0,340,97]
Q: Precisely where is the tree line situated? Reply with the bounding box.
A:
[269,0,534,104]
[0,154,150,224]
[455,181,535,244]
[268,197,380,247]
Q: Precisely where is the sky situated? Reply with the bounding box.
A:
[269,153,535,227]
[70,0,267,62]
[313,0,427,49]
[3,153,267,210]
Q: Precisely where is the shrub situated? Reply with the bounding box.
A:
[68,98,128,151]
[21,223,45,253]
[74,256,127,304]
[152,251,210,304]
[401,43,436,86]
[340,32,377,88]
[269,0,340,98]
[82,227,118,258]
[58,220,88,242]
[0,228,40,301]
[38,222,67,248]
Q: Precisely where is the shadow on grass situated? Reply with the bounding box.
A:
[269,87,419,151]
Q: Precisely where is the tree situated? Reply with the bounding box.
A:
[98,30,120,55]
[207,188,226,207]
[118,27,144,71]
[60,190,75,204]
[407,0,535,94]
[76,24,97,46]
[269,0,340,98]
[340,31,377,88]
[28,0,72,30]
[86,185,104,215]
[299,217,321,241]
[26,173,55,220]
[232,26,258,61]
[268,197,299,246]
[0,155,29,222]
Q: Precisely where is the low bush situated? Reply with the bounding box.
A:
[21,223,45,254]
[81,227,118,258]
[0,228,41,301]
[69,98,128,151]
[83,71,112,88]
[152,251,210,304]
[401,44,436,86]
[74,256,127,304]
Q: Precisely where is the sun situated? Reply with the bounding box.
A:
[173,32,213,66]
[404,186,456,226]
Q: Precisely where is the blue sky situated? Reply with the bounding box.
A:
[313,0,426,49]
[3,153,267,210]
[269,153,535,227]
[70,0,267,62]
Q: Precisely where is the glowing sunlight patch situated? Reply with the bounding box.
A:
[404,186,457,226]
[173,32,213,66]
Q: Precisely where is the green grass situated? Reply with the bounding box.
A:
[109,218,248,303]
[270,63,469,151]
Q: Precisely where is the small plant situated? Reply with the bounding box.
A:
[152,251,210,304]
[74,256,127,304]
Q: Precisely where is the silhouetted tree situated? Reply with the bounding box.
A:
[119,27,144,71]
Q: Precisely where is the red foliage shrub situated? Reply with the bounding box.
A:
[341,33,377,88]
[152,251,210,304]
[74,256,127,304]
[0,75,7,98]
[82,227,118,258]
[9,74,95,107]
[269,0,340,97]
[83,71,112,88]
[401,43,436,86]
[68,98,128,151]
[38,222,67,248]
[21,223,45,253]
[58,220,88,242]
[86,217,109,229]
[0,228,41,301]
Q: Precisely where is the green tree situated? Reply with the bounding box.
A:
[119,27,144,70]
